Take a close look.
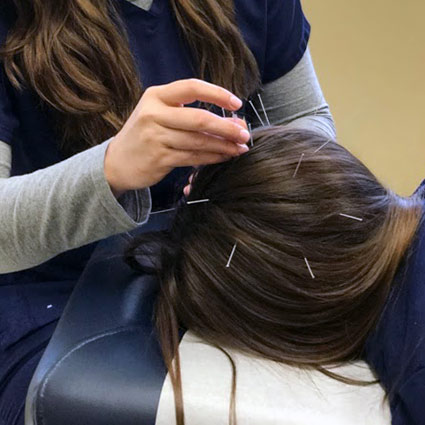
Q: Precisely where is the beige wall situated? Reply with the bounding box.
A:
[303,1,425,195]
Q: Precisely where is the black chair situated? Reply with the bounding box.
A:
[25,214,170,425]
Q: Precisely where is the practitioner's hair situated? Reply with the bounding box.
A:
[127,127,423,425]
[0,0,260,155]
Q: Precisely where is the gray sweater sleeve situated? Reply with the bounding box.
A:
[0,138,151,273]
[252,48,337,140]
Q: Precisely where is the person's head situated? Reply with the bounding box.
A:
[0,0,259,154]
[128,126,423,425]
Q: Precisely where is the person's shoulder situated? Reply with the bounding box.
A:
[391,367,425,424]
[364,195,425,402]
[233,0,310,84]
[412,178,425,199]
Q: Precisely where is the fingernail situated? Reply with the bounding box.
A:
[237,144,249,153]
[239,129,250,142]
[230,95,243,109]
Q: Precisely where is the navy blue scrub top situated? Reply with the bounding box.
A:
[0,1,310,422]
[364,181,425,425]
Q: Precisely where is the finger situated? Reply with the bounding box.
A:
[183,184,191,197]
[158,78,243,111]
[159,107,251,144]
[226,116,248,130]
[168,150,233,168]
[221,112,248,129]
[162,128,249,156]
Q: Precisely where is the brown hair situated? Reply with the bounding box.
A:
[0,0,260,155]
[128,127,423,425]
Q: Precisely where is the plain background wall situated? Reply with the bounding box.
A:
[303,1,425,195]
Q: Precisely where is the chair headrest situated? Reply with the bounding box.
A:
[25,214,170,425]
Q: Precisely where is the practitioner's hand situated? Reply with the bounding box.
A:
[183,172,194,198]
[182,112,244,198]
[104,78,249,196]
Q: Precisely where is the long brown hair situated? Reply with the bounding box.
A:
[0,0,260,154]
[128,127,423,425]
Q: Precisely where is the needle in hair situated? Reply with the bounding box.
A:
[248,123,254,147]
[313,139,332,154]
[149,207,177,215]
[248,100,265,126]
[257,93,271,126]
[187,199,210,205]
[304,257,315,279]
[293,153,305,178]
[226,242,238,268]
[339,213,364,222]
[222,107,226,118]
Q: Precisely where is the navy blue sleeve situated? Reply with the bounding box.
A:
[364,199,425,424]
[0,3,19,145]
[263,0,311,83]
[391,368,425,425]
